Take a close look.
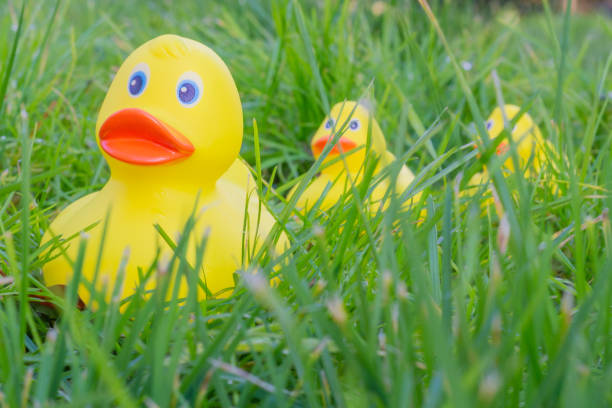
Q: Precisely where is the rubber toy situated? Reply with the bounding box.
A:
[41,34,286,305]
[289,101,420,214]
[466,104,555,193]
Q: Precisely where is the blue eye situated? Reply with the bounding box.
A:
[486,120,494,131]
[177,80,198,105]
[349,119,360,131]
[176,72,203,107]
[128,72,146,95]
[324,119,334,129]
[127,63,149,97]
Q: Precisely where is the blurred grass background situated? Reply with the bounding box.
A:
[1,0,611,407]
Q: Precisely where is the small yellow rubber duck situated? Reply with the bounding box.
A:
[41,34,285,305]
[289,101,420,214]
[467,104,555,190]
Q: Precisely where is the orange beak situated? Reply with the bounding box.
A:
[311,135,357,157]
[496,140,509,156]
[99,108,195,165]
[472,140,509,158]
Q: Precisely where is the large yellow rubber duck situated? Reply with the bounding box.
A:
[41,34,285,305]
[289,101,420,214]
[466,104,556,195]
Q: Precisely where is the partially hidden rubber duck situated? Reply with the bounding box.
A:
[41,34,286,305]
[466,104,556,195]
[289,101,420,214]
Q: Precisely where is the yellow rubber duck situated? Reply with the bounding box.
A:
[41,34,286,305]
[289,101,420,214]
[466,104,556,196]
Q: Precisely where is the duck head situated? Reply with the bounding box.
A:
[95,34,243,188]
[484,104,543,168]
[310,101,387,174]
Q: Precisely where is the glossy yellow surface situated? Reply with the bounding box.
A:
[484,104,552,173]
[41,35,286,305]
[289,101,420,214]
[467,104,555,196]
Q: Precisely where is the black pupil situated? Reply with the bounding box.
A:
[179,83,196,103]
[129,74,143,94]
[327,120,333,128]
[351,121,357,129]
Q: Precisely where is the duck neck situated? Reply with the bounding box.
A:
[107,163,217,197]
[320,151,383,179]
[321,161,352,177]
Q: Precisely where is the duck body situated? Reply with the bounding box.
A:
[44,164,275,303]
[42,35,284,304]
[483,104,552,174]
[466,104,556,197]
[293,152,416,213]
[291,101,419,214]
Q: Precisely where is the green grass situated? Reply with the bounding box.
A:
[1,0,612,406]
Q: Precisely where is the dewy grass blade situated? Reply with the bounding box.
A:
[292,0,329,112]
[21,0,61,88]
[441,183,452,334]
[553,0,572,127]
[0,0,26,121]
[18,113,34,357]
[1,233,25,407]
[416,0,489,147]
[427,196,441,303]
[3,1,611,406]
[416,1,525,249]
